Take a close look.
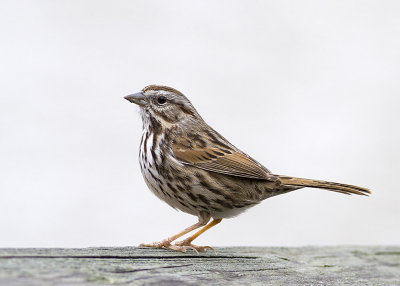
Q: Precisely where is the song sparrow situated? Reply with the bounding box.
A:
[124,85,370,252]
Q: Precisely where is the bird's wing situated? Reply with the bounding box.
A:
[172,133,277,181]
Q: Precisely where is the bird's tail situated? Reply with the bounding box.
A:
[276,175,371,196]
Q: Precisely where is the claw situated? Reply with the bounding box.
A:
[167,244,188,253]
[139,240,192,253]
[174,239,214,253]
[139,239,215,253]
[139,239,171,249]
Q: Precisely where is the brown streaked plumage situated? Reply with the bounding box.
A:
[124,84,370,253]
[173,139,275,180]
[142,85,185,96]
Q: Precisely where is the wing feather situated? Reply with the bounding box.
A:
[172,135,277,181]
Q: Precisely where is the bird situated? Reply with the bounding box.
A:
[124,85,370,253]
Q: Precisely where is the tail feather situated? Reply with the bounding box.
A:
[276,175,371,196]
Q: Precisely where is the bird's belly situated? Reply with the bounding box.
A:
[209,204,256,219]
[140,157,264,218]
[139,153,201,216]
[139,165,177,211]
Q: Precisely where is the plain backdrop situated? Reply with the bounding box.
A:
[1,0,399,248]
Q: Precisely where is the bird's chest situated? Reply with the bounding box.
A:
[138,131,176,203]
[138,129,200,215]
[139,131,162,188]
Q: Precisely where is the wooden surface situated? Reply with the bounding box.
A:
[0,246,399,285]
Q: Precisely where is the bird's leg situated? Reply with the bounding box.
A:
[174,218,222,253]
[140,213,210,251]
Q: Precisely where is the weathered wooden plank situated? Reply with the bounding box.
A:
[0,246,399,285]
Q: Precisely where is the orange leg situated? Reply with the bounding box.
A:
[140,213,210,251]
[174,218,222,252]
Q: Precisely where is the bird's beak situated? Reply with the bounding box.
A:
[124,92,147,106]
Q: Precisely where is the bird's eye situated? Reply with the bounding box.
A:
[157,96,167,105]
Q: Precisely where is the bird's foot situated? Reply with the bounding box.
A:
[173,239,215,254]
[139,239,172,249]
[139,240,196,252]
[140,239,215,253]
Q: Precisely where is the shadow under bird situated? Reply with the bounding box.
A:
[124,85,370,252]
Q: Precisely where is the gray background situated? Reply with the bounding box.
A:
[0,0,399,247]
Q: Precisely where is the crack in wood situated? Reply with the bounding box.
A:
[110,264,194,273]
[0,255,258,260]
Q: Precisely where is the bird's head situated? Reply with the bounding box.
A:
[124,85,202,127]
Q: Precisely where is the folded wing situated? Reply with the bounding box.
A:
[172,134,277,181]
